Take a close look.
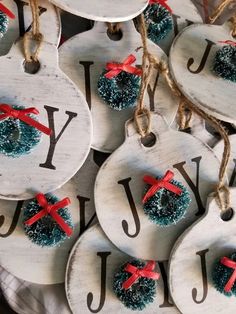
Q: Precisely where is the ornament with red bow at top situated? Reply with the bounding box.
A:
[142,170,191,226]
[0,2,15,38]
[144,0,173,45]
[97,54,142,110]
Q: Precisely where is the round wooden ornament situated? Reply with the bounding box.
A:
[0,149,100,284]
[0,41,92,200]
[149,0,203,54]
[49,0,148,22]
[59,21,178,153]
[66,224,180,314]
[94,112,222,261]
[214,134,236,187]
[168,188,236,313]
[169,22,236,123]
[0,0,61,56]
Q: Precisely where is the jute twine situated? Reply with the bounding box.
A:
[23,0,43,62]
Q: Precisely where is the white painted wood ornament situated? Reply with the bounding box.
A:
[59,21,178,152]
[0,0,61,56]
[0,149,101,284]
[214,134,236,187]
[66,224,180,314]
[0,41,92,200]
[94,113,222,261]
[169,22,236,123]
[50,0,148,22]
[145,0,203,54]
[168,188,236,313]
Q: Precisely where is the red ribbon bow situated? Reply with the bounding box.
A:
[122,260,160,290]
[104,54,142,79]
[24,193,73,236]
[149,0,172,13]
[218,40,236,47]
[220,257,236,292]
[0,3,15,19]
[0,104,52,136]
[142,170,182,204]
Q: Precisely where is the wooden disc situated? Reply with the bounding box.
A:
[169,23,236,122]
[156,0,202,54]
[94,113,222,261]
[0,0,61,56]
[0,150,99,284]
[49,0,148,22]
[0,41,92,200]
[66,224,180,314]
[213,134,236,186]
[59,21,178,152]
[169,188,236,314]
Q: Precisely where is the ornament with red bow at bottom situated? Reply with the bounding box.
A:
[23,193,73,247]
[143,170,191,226]
[113,259,160,310]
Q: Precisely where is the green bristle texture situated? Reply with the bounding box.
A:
[113,259,157,311]
[0,11,8,38]
[143,178,191,226]
[144,4,173,44]
[212,253,236,297]
[23,194,74,247]
[97,70,141,110]
[213,45,236,83]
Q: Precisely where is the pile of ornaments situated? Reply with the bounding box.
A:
[0,0,235,313]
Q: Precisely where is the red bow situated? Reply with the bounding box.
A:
[149,0,172,13]
[122,260,160,290]
[142,170,182,204]
[105,54,142,79]
[24,193,73,236]
[0,3,15,19]
[0,104,52,136]
[220,257,236,292]
[218,40,236,47]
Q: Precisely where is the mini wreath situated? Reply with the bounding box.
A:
[0,3,15,38]
[144,1,173,45]
[213,41,236,83]
[97,54,142,111]
[23,193,74,247]
[212,253,236,297]
[113,259,160,310]
[142,170,191,226]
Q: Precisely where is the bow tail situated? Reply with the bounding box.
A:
[225,270,236,292]
[122,274,138,290]
[20,114,52,136]
[24,210,47,226]
[50,211,73,236]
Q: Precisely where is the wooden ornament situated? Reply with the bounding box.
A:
[155,0,203,54]
[169,22,236,123]
[214,134,236,187]
[50,0,148,22]
[0,0,61,56]
[59,21,178,153]
[169,188,236,313]
[0,149,101,284]
[66,224,180,314]
[0,41,92,200]
[94,113,222,261]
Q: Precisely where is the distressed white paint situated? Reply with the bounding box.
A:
[169,188,236,314]
[0,0,61,56]
[0,150,99,284]
[50,0,148,22]
[214,134,236,186]
[66,224,180,314]
[169,23,236,123]
[59,21,178,152]
[94,113,222,260]
[0,41,92,200]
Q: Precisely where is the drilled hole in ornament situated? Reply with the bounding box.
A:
[141,132,156,147]
[107,28,123,41]
[24,60,40,74]
[221,208,234,221]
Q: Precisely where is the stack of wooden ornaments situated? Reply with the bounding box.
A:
[0,0,235,313]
